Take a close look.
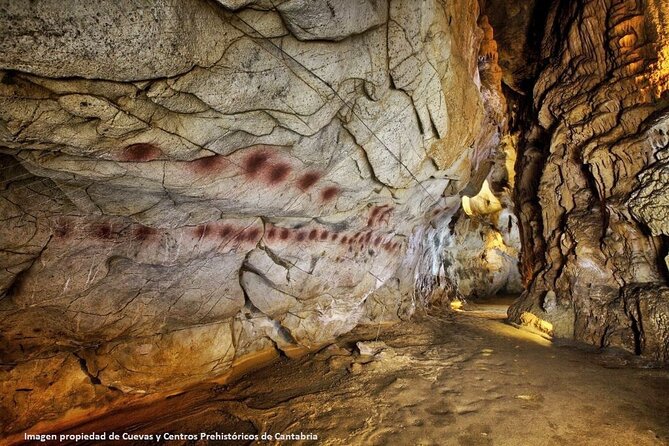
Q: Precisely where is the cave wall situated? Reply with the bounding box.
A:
[0,0,506,431]
[414,10,522,304]
[8,0,668,432]
[507,0,669,362]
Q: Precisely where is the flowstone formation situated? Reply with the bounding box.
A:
[412,11,521,305]
[0,0,507,431]
[505,0,669,362]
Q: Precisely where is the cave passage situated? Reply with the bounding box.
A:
[451,293,518,320]
[25,309,669,446]
[1,0,669,444]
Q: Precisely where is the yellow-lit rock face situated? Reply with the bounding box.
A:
[510,0,669,363]
[648,0,669,97]
[445,170,521,300]
[0,0,503,434]
[502,135,516,189]
[462,180,502,217]
[519,311,554,337]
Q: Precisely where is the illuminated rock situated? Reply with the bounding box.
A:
[0,0,499,432]
[508,0,669,359]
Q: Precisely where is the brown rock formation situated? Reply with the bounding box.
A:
[508,0,669,362]
[0,0,507,432]
[2,0,668,436]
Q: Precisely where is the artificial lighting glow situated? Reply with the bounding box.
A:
[450,300,463,311]
[519,311,554,336]
[461,180,502,216]
[484,230,505,251]
[648,0,669,97]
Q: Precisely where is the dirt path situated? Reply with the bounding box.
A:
[25,307,669,446]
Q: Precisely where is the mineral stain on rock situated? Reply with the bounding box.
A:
[297,171,321,190]
[1,0,669,442]
[121,143,162,162]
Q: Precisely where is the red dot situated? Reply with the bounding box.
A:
[246,228,260,241]
[267,163,291,184]
[94,224,114,240]
[194,224,213,239]
[121,143,162,162]
[53,220,70,238]
[309,229,318,240]
[321,186,340,201]
[133,225,157,241]
[220,225,233,238]
[244,152,271,177]
[189,155,228,174]
[297,172,321,190]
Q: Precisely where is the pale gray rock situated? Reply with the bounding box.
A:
[212,0,258,10]
[0,0,496,432]
[0,0,237,81]
[237,8,289,38]
[344,90,427,188]
[276,0,388,41]
[356,340,387,356]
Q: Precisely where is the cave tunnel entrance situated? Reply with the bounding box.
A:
[451,292,518,320]
[4,0,669,444]
[445,129,524,319]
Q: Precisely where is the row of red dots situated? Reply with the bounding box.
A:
[120,144,341,202]
[265,225,402,252]
[53,221,402,252]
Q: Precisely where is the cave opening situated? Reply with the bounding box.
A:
[1,0,669,444]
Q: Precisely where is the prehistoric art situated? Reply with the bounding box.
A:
[0,0,667,444]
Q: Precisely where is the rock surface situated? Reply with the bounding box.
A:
[0,0,503,432]
[3,0,669,435]
[20,311,669,446]
[507,0,669,361]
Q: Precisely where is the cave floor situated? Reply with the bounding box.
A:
[50,309,669,446]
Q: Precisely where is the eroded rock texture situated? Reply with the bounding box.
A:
[508,0,669,362]
[0,0,505,432]
[411,10,522,306]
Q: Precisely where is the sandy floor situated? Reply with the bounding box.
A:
[30,301,669,445]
